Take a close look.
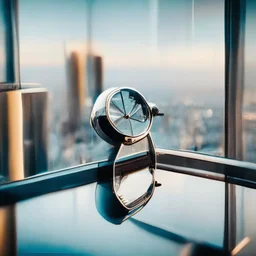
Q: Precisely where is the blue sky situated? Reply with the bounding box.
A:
[17,0,228,105]
[19,0,224,44]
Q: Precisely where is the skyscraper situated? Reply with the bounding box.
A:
[93,55,103,103]
[66,51,86,132]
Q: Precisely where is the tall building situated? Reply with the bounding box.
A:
[93,56,103,103]
[85,54,104,104]
[66,51,86,132]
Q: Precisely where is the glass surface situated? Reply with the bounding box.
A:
[19,0,113,173]
[243,0,256,164]
[110,92,126,118]
[92,0,225,156]
[109,89,150,136]
[236,185,256,255]
[18,0,224,176]
[115,167,153,207]
[0,171,225,255]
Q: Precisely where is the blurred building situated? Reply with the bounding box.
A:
[93,56,103,103]
[66,51,86,132]
[243,88,256,162]
[85,54,103,104]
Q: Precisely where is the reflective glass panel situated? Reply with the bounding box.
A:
[18,0,224,176]
[108,89,151,136]
[19,0,112,173]
[236,185,256,255]
[92,0,225,156]
[9,171,224,255]
[243,0,256,163]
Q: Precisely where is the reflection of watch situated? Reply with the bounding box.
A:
[91,87,163,224]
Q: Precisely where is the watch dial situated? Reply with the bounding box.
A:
[108,89,151,136]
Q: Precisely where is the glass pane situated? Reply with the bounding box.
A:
[236,185,256,255]
[19,0,224,176]
[108,89,151,136]
[109,92,125,116]
[10,171,224,255]
[19,0,112,172]
[243,0,256,164]
[92,0,225,156]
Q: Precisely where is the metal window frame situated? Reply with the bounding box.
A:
[0,0,20,89]
[224,0,246,252]
[0,148,255,206]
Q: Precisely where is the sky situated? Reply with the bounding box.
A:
[15,0,254,105]
[18,0,225,65]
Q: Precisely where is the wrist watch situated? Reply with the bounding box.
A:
[91,87,163,224]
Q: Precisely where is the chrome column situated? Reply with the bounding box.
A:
[0,0,48,183]
[0,205,17,255]
[0,0,19,88]
[224,0,246,252]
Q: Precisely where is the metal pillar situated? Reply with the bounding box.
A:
[0,0,20,89]
[224,0,246,252]
[0,0,48,182]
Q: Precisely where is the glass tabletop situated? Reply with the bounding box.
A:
[0,169,225,255]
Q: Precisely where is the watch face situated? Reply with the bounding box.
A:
[107,88,151,137]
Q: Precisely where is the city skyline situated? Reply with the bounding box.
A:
[16,0,256,170]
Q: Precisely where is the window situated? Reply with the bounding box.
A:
[19,0,225,173]
[243,0,256,163]
[92,0,225,156]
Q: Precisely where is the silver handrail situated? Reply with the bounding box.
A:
[0,148,256,206]
[157,148,256,188]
